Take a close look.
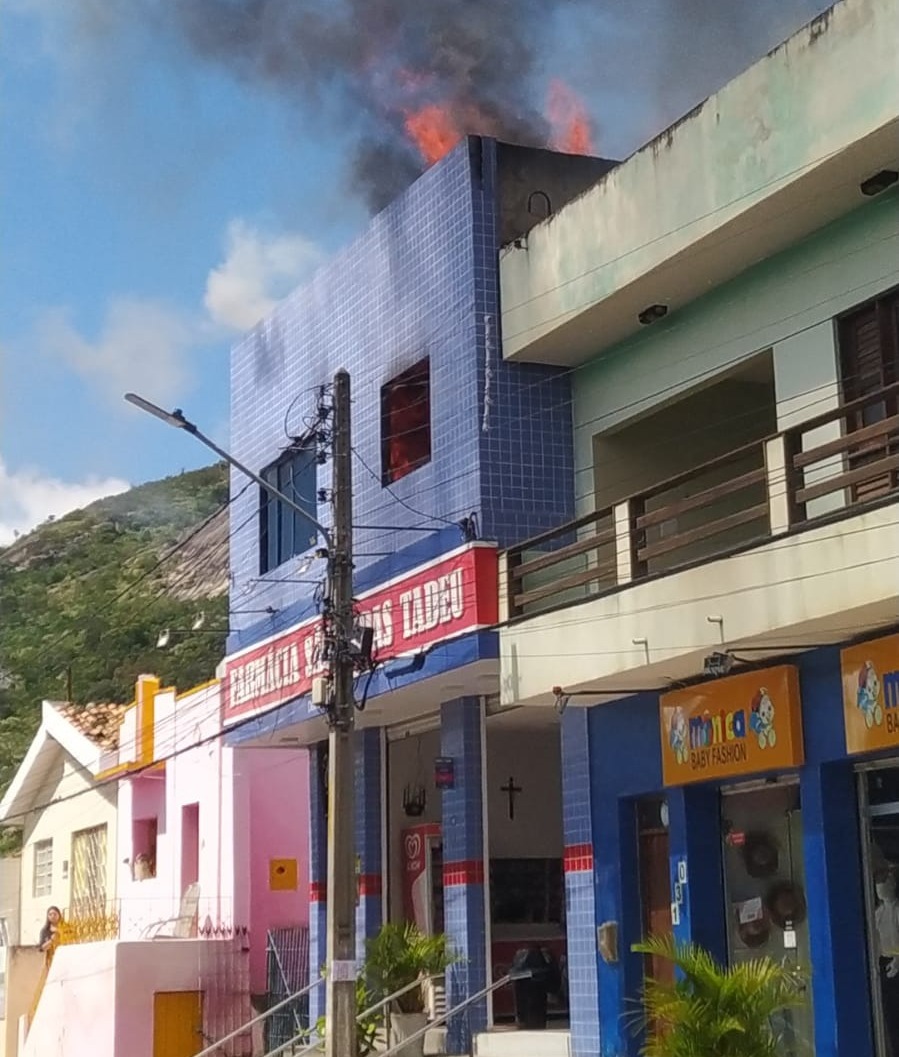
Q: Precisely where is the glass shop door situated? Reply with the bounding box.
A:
[860,766,899,1057]
[721,781,814,1056]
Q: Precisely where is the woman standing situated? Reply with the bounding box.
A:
[38,906,62,953]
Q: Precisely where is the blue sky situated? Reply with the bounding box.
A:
[0,0,825,544]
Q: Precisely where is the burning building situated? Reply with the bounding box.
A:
[221,135,617,1052]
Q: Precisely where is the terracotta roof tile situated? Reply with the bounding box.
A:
[56,701,128,750]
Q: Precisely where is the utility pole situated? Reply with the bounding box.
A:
[324,368,358,1057]
[124,379,359,1053]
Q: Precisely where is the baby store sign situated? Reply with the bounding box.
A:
[222,542,498,724]
[841,633,899,755]
[659,666,804,786]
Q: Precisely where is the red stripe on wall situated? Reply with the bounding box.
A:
[358,873,383,897]
[563,843,594,873]
[310,881,327,902]
[443,859,485,887]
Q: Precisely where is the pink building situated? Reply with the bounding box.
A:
[19,674,311,1057]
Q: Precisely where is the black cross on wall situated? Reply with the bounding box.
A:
[501,776,522,820]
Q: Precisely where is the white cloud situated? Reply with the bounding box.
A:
[0,456,129,546]
[31,219,322,412]
[204,220,323,332]
[36,297,196,406]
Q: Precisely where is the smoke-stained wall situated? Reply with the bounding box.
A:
[227,138,577,652]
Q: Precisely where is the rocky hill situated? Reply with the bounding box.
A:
[0,463,231,806]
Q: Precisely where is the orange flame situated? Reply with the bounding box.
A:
[546,79,595,155]
[404,105,462,166]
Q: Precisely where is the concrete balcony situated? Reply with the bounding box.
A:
[500,384,899,706]
[499,0,899,368]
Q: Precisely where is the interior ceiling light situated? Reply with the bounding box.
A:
[638,303,668,325]
[859,169,898,197]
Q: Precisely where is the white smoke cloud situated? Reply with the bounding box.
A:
[36,297,196,407]
[204,219,324,332]
[0,456,129,546]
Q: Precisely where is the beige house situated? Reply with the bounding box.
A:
[0,700,126,953]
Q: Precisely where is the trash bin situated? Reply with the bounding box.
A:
[510,945,553,1030]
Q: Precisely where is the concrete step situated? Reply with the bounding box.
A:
[472,1028,571,1057]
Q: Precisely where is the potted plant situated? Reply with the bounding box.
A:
[364,922,456,1057]
[631,934,807,1056]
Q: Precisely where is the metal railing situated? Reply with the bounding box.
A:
[504,381,899,619]
[267,930,308,1044]
[378,973,513,1057]
[260,974,445,1057]
[191,976,324,1057]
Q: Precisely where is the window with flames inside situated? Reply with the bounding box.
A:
[381,359,431,485]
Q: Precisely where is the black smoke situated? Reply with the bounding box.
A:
[156,0,559,211]
[73,0,830,212]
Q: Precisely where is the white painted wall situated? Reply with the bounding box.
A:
[485,727,562,860]
[501,502,899,706]
[22,941,117,1057]
[0,857,21,946]
[20,938,248,1057]
[571,194,899,515]
[19,753,117,946]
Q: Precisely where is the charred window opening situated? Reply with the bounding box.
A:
[381,359,431,485]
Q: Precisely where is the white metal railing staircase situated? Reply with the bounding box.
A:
[377,974,513,1057]
[261,974,445,1057]
[194,968,525,1057]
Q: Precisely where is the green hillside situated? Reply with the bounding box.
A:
[0,463,232,814]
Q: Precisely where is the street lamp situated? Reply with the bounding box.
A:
[124,392,332,547]
[125,383,359,1057]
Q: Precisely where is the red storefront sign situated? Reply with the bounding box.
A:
[222,543,498,724]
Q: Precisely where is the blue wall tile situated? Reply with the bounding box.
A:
[228,138,575,656]
[440,697,488,1054]
[355,728,384,959]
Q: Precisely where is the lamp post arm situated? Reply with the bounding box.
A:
[125,390,332,547]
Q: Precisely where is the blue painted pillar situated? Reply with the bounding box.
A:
[592,795,643,1057]
[665,785,726,963]
[560,708,601,1057]
[801,762,874,1057]
[308,741,329,1026]
[440,697,488,1055]
[355,727,384,961]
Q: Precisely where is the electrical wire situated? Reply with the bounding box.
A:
[5,189,898,823]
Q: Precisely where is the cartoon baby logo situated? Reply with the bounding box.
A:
[750,688,777,749]
[668,705,689,764]
[857,661,883,729]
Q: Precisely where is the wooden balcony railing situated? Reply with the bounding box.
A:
[504,383,899,619]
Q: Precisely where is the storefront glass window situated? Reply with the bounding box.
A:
[721,782,814,1056]
[861,767,899,1057]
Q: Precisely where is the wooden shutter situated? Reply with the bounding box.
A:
[839,291,899,501]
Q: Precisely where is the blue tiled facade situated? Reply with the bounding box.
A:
[307,742,328,1027]
[354,728,384,961]
[224,139,620,1048]
[227,137,575,659]
[440,698,488,1055]
[564,646,885,1057]
[560,709,600,1057]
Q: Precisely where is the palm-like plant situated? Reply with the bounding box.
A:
[365,922,456,1014]
[632,934,807,1057]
